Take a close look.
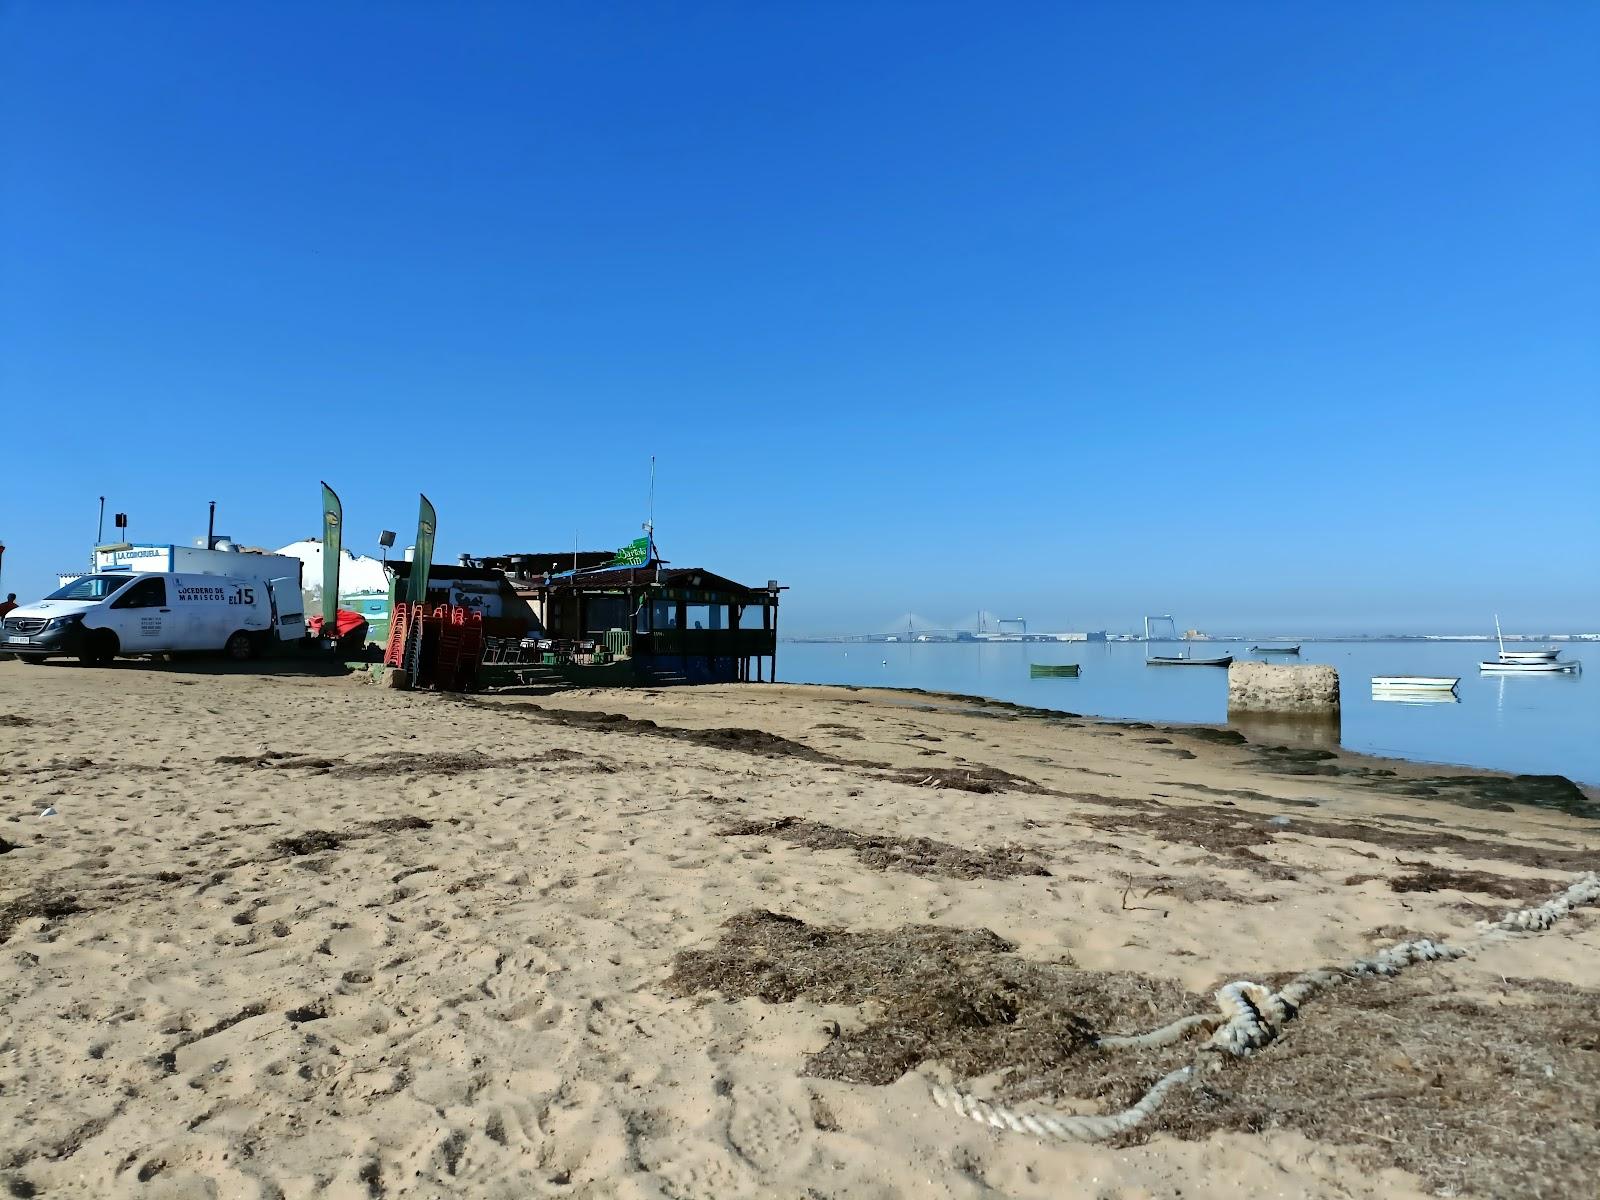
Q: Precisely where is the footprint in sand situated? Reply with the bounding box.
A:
[501,992,566,1030]
[583,996,713,1045]
[639,1138,755,1200]
[725,1081,812,1175]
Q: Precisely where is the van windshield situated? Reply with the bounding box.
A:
[45,575,132,601]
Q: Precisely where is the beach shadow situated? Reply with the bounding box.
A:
[16,655,352,679]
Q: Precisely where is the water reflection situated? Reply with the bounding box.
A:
[1370,688,1461,706]
[1228,710,1341,747]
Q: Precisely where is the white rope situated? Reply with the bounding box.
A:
[930,871,1597,1142]
[931,1066,1193,1141]
[1478,871,1600,934]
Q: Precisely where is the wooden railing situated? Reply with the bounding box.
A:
[648,628,775,657]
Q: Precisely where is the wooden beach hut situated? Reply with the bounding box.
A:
[500,557,782,684]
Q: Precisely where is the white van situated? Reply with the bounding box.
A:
[1,572,306,665]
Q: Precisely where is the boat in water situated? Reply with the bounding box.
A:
[1029,663,1081,678]
[1371,685,1460,704]
[1480,658,1580,674]
[1372,675,1460,692]
[1484,615,1579,672]
[1251,644,1300,655]
[1143,615,1233,667]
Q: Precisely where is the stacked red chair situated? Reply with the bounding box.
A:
[382,603,484,691]
[383,601,412,669]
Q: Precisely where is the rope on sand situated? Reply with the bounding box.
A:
[930,871,1598,1143]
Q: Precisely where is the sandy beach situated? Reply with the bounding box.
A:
[2,660,1596,1199]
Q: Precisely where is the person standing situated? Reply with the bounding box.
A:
[0,594,17,620]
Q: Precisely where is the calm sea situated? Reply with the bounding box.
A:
[776,640,1599,786]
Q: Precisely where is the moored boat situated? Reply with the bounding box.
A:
[1371,687,1460,704]
[1479,658,1580,674]
[1490,614,1562,664]
[1371,675,1459,691]
[1143,614,1232,666]
[1029,663,1081,678]
[1251,644,1300,654]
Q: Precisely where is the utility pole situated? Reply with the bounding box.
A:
[97,496,105,544]
[207,500,217,550]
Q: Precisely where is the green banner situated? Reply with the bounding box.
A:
[320,481,342,628]
[610,536,650,566]
[409,494,437,606]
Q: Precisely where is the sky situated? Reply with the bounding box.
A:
[2,1,1596,635]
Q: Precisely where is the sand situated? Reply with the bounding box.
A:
[2,660,1596,1199]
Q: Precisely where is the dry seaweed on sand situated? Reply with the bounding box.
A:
[811,722,865,740]
[492,703,845,763]
[671,911,1600,1199]
[269,815,434,858]
[0,890,84,943]
[1386,863,1564,901]
[1075,793,1598,871]
[667,910,1198,1086]
[269,829,347,857]
[1116,873,1254,906]
[719,815,1049,880]
[883,763,1050,794]
[1154,974,1600,1200]
[214,749,578,777]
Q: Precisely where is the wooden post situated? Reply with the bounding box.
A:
[762,599,774,684]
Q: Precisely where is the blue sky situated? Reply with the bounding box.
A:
[2,2,1596,634]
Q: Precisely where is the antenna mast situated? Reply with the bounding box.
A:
[644,455,656,539]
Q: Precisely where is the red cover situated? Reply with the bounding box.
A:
[308,609,368,639]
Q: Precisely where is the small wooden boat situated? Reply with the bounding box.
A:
[1029,663,1081,678]
[1143,614,1232,666]
[1479,658,1580,674]
[1371,688,1459,705]
[1490,614,1561,663]
[1371,675,1459,691]
[1251,644,1300,654]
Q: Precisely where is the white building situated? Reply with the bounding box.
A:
[274,539,393,641]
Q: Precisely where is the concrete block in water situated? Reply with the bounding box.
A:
[1227,661,1340,714]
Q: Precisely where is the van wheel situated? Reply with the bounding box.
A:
[79,631,118,667]
[224,631,258,662]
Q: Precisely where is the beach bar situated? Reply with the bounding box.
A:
[381,541,782,688]
[497,556,781,685]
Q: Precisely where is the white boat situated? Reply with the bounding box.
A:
[1371,676,1459,691]
[1480,658,1580,674]
[1371,688,1459,705]
[1491,614,1560,662]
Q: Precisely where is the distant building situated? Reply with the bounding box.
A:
[276,539,393,644]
